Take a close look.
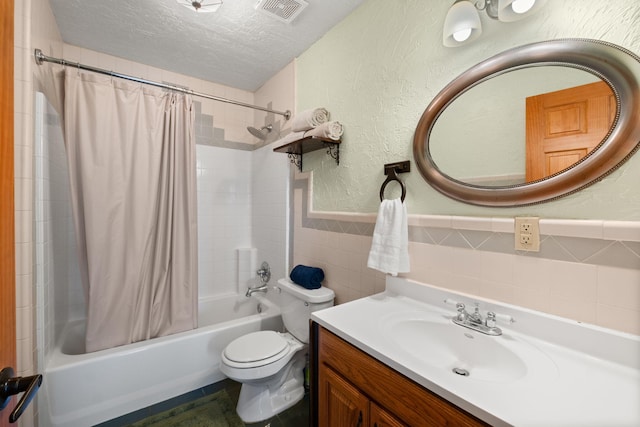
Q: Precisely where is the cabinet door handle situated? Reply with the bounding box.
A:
[356,410,363,427]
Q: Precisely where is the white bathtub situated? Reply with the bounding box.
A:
[39,293,283,427]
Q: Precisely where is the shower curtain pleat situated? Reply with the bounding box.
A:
[63,69,198,353]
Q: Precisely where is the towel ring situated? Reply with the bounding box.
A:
[379,169,406,202]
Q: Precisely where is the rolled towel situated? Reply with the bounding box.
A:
[291,108,330,132]
[290,265,325,289]
[304,121,343,140]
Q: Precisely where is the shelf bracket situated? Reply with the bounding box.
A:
[287,152,302,171]
[324,142,340,165]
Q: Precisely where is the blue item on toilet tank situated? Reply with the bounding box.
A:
[290,265,324,289]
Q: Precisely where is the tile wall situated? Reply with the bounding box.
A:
[292,174,640,336]
[251,140,291,284]
[196,144,252,297]
[15,1,64,425]
[34,92,81,371]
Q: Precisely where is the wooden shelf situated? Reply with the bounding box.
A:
[273,136,340,171]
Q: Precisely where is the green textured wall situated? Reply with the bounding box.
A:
[296,0,640,220]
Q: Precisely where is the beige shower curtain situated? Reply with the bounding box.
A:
[63,69,198,353]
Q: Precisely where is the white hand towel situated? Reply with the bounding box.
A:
[367,198,410,276]
[304,121,343,140]
[291,108,330,132]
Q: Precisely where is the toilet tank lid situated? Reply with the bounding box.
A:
[277,278,335,303]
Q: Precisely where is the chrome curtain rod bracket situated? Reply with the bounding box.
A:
[33,49,292,120]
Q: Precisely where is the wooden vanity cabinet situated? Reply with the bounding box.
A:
[319,364,405,427]
[312,323,488,427]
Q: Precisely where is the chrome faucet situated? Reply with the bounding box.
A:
[246,261,271,297]
[453,303,502,336]
[246,284,269,297]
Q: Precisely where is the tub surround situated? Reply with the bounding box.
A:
[311,276,640,426]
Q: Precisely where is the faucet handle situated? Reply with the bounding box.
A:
[256,261,271,283]
[455,303,467,321]
[485,311,497,328]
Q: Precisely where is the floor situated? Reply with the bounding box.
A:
[97,379,310,427]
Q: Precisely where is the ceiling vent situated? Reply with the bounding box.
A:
[255,0,309,24]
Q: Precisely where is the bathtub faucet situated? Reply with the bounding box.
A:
[247,261,271,297]
[246,284,269,297]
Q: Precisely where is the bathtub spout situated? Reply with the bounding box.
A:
[246,284,268,297]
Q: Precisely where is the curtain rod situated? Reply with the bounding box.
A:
[34,49,291,120]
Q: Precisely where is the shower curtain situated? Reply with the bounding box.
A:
[63,69,198,353]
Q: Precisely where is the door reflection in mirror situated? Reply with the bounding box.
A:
[429,66,605,186]
[525,81,615,181]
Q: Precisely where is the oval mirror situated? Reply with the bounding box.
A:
[413,39,640,206]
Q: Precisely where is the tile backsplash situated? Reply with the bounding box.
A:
[292,174,640,335]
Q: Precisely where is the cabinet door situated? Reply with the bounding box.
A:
[319,364,369,427]
[371,402,407,427]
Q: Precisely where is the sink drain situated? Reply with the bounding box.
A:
[452,367,470,377]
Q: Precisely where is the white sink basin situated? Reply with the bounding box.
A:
[380,311,558,383]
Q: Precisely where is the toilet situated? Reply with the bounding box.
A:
[220,277,335,423]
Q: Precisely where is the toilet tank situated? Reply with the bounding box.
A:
[276,278,334,343]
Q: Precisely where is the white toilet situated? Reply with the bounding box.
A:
[220,277,335,423]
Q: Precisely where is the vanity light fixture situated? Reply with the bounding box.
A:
[176,0,223,13]
[443,0,546,47]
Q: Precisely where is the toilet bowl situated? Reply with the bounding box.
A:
[220,278,334,423]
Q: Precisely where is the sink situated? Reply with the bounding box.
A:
[380,311,558,383]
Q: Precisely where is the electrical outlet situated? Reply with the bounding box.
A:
[520,234,531,245]
[520,223,532,233]
[514,217,540,252]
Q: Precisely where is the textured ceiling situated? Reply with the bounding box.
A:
[49,0,365,91]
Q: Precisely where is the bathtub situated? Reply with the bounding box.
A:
[39,293,283,427]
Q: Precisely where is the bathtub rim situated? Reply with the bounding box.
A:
[46,293,280,369]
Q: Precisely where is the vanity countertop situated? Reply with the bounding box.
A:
[311,277,640,427]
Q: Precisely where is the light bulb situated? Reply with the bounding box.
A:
[511,0,535,14]
[453,28,472,42]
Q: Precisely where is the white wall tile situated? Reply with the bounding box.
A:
[452,216,493,231]
[596,303,640,336]
[549,260,598,302]
[603,221,640,242]
[513,256,551,293]
[480,251,515,285]
[541,219,604,239]
[547,296,597,324]
[596,266,640,311]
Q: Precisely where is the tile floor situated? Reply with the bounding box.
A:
[97,379,309,427]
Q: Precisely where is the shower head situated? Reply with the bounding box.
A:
[247,124,273,140]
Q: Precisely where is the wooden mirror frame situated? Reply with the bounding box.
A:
[413,39,640,207]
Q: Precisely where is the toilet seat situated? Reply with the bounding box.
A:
[221,331,305,382]
[223,331,289,368]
